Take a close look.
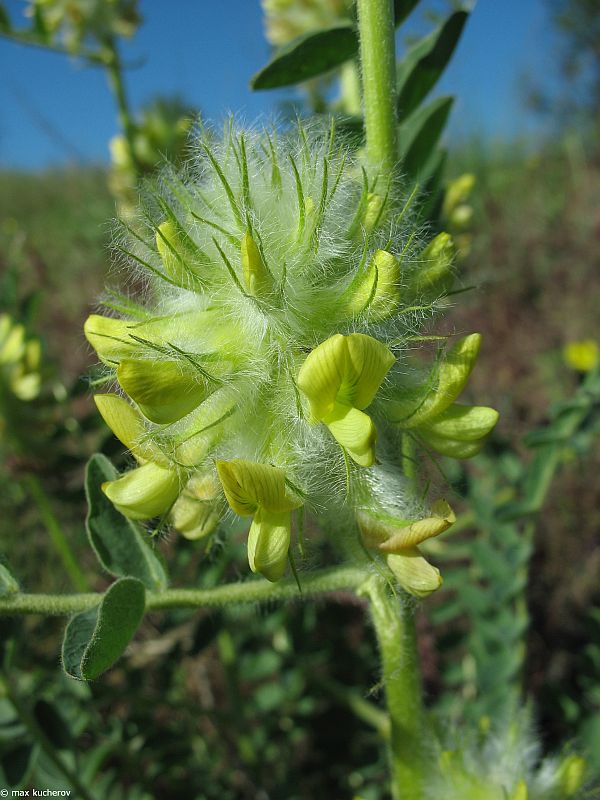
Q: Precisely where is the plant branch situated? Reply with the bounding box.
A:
[0,565,368,617]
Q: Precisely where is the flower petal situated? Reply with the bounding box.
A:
[297,333,347,419]
[358,499,455,551]
[247,508,291,581]
[340,333,395,410]
[117,359,208,424]
[324,402,377,467]
[386,548,443,597]
[94,393,163,464]
[216,460,301,516]
[102,462,180,520]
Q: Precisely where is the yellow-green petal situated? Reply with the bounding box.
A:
[94,393,162,464]
[341,333,395,410]
[102,462,180,520]
[117,359,208,424]
[216,460,301,516]
[171,475,221,541]
[418,403,499,442]
[386,548,443,598]
[389,334,482,428]
[358,500,455,551]
[324,402,377,467]
[297,333,347,419]
[416,429,488,459]
[84,315,136,365]
[247,507,291,581]
[363,192,385,233]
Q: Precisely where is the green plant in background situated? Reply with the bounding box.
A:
[1,2,599,799]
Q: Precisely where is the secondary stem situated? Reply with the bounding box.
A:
[0,565,367,617]
[362,578,424,800]
[356,0,398,176]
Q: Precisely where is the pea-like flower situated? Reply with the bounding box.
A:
[85,122,497,588]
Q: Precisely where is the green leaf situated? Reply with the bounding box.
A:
[394,0,420,28]
[397,11,468,119]
[399,96,454,179]
[85,454,168,591]
[251,24,358,89]
[33,700,71,750]
[0,560,18,596]
[62,577,145,681]
[1,743,35,786]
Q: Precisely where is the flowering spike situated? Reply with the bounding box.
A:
[85,122,497,578]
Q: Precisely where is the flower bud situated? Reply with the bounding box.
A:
[241,231,273,296]
[563,339,598,373]
[171,474,221,540]
[557,755,586,796]
[412,232,455,300]
[442,173,475,219]
[344,249,401,320]
[94,393,164,464]
[363,192,385,234]
[358,500,455,552]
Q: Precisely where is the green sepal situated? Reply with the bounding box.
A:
[117,359,208,424]
[412,231,455,299]
[248,508,291,582]
[386,548,442,597]
[102,462,180,521]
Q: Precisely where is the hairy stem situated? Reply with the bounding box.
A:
[104,37,141,175]
[361,577,424,800]
[0,565,367,616]
[25,475,90,592]
[0,672,97,800]
[356,0,398,176]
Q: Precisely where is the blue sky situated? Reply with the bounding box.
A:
[0,0,559,169]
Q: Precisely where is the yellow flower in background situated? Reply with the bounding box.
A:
[563,339,599,373]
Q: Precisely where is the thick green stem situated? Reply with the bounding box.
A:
[362,578,424,800]
[356,0,398,177]
[0,565,367,617]
[25,475,90,592]
[0,672,97,800]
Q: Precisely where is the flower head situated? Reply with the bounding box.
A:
[86,121,497,586]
